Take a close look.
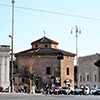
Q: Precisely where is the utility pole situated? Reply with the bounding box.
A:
[71,25,81,86]
[9,0,15,92]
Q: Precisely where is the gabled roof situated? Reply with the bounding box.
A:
[31,36,58,45]
[15,48,75,57]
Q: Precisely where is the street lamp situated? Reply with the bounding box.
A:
[9,0,15,92]
[71,25,81,66]
[9,35,13,92]
[71,25,81,86]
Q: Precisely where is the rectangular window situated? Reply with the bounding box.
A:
[66,68,69,75]
[80,75,82,82]
[83,77,85,82]
[0,56,2,63]
[95,74,97,82]
[46,67,51,75]
[87,75,89,82]
[24,67,28,74]
[22,77,25,83]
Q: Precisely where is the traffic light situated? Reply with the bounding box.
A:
[94,60,100,67]
[30,73,33,79]
[30,72,35,79]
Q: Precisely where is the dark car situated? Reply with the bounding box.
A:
[52,87,62,95]
[60,87,74,95]
[0,86,3,92]
[94,86,100,95]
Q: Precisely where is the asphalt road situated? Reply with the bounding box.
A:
[0,94,100,100]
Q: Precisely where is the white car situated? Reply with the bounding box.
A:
[84,86,89,95]
[90,87,97,95]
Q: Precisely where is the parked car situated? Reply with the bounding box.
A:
[94,86,100,95]
[79,85,90,95]
[84,86,89,95]
[60,87,74,95]
[0,86,3,92]
[90,87,97,95]
[52,86,62,95]
[2,87,9,92]
[74,87,83,95]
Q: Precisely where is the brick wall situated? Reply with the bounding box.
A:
[16,54,74,88]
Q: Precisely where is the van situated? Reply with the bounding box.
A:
[84,86,89,95]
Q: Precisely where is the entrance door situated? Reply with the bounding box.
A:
[35,77,41,90]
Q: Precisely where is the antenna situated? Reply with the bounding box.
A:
[43,31,46,37]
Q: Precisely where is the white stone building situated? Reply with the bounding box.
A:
[0,45,10,89]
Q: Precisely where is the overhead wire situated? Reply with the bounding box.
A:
[16,9,73,27]
[0,3,100,21]
[0,3,100,33]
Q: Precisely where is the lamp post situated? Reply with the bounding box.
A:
[9,35,13,92]
[9,0,15,92]
[71,25,81,86]
[71,25,81,65]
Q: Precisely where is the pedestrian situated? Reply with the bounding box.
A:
[45,83,49,95]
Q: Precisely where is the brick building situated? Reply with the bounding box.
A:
[15,36,75,90]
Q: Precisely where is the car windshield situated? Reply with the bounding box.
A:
[75,87,81,89]
[91,87,96,90]
[98,87,100,89]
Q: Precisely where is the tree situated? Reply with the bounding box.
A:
[94,60,100,67]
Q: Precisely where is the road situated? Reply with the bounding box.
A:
[0,94,100,100]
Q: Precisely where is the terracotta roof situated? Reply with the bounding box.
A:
[15,48,75,57]
[31,36,58,45]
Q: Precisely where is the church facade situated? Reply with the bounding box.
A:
[15,36,75,90]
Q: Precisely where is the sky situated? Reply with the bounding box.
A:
[0,0,100,57]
